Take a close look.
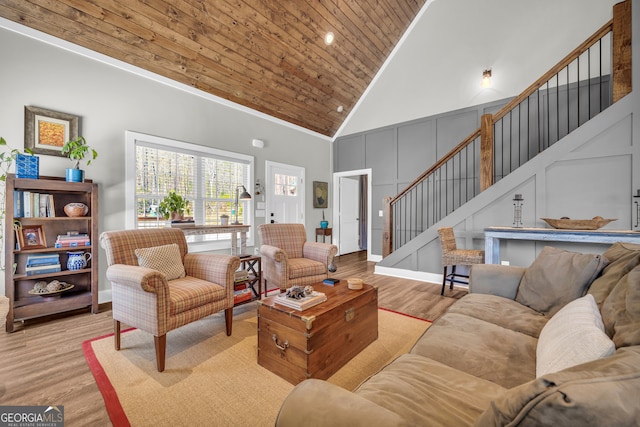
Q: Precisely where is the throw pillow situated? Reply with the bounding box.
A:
[600,265,640,348]
[515,246,608,316]
[135,243,186,281]
[589,242,640,308]
[536,294,615,377]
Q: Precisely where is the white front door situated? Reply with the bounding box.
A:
[339,176,361,254]
[265,161,305,224]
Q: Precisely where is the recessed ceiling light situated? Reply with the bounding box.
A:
[337,105,344,113]
[324,32,335,45]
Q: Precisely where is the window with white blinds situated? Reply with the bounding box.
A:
[126,131,254,249]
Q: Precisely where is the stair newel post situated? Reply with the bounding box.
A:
[612,0,632,103]
[382,196,393,257]
[480,113,494,192]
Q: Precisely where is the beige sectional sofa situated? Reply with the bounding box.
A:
[275,243,640,426]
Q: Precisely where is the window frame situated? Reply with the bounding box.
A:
[125,131,254,252]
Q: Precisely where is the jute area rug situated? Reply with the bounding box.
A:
[84,306,430,427]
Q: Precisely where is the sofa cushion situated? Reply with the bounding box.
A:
[355,353,506,427]
[447,293,548,338]
[515,246,608,316]
[287,258,326,279]
[135,243,186,281]
[169,275,227,315]
[474,346,640,427]
[536,294,615,377]
[600,265,640,348]
[411,312,537,388]
[589,242,640,308]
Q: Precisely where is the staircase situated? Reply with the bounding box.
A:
[377,0,632,282]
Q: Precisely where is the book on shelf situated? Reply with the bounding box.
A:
[274,292,327,311]
[25,263,62,276]
[12,191,55,218]
[13,190,23,217]
[26,253,60,267]
[54,240,91,248]
[55,233,90,248]
[234,270,249,282]
[32,192,40,217]
[38,194,48,218]
[48,194,56,217]
[233,288,252,304]
[23,191,31,217]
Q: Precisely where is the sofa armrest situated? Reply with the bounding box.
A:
[276,380,408,427]
[302,242,338,266]
[106,264,169,293]
[469,264,526,300]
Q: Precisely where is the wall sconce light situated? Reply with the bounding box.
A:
[513,194,524,228]
[233,185,252,225]
[482,69,492,88]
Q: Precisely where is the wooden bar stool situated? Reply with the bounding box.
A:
[437,227,485,295]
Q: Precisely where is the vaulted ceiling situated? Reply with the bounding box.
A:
[0,0,426,137]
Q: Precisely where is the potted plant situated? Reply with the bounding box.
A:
[61,136,98,182]
[1,137,35,270]
[158,191,189,221]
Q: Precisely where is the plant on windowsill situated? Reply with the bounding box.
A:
[158,191,190,221]
[61,136,98,182]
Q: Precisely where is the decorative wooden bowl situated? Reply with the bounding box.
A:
[541,216,616,230]
[64,202,89,217]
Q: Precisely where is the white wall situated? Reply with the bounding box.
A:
[337,0,619,137]
[0,23,332,301]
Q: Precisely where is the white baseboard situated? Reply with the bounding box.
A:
[373,265,469,291]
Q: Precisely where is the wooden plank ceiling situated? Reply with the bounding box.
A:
[0,0,426,137]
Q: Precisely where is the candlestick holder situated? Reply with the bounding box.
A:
[513,194,524,228]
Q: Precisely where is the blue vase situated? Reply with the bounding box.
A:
[66,168,84,182]
[320,220,329,229]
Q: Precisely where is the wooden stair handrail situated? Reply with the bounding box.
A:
[389,128,481,205]
[389,20,615,208]
[493,20,613,122]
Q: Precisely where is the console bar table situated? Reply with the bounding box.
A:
[484,227,640,264]
[179,225,250,256]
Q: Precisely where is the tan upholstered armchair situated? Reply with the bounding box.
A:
[100,228,240,372]
[258,223,338,293]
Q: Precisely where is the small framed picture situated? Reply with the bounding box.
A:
[313,181,328,208]
[24,106,79,157]
[18,225,47,250]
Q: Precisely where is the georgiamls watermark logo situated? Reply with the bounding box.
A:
[0,405,64,426]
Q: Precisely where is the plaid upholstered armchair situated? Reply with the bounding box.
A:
[258,223,338,293]
[100,228,240,372]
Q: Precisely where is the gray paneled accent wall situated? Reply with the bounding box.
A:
[334,98,511,256]
[378,94,637,280]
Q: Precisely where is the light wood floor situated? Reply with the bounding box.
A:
[0,251,466,426]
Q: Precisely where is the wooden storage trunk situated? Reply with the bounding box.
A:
[257,282,378,385]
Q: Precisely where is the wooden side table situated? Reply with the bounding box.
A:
[315,227,332,243]
[234,255,262,306]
